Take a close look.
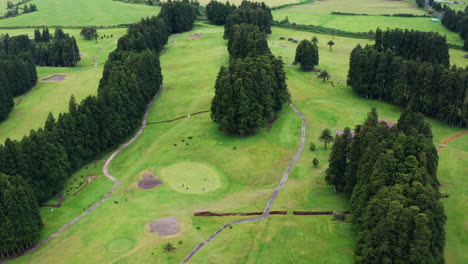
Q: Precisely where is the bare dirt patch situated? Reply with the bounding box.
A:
[137,172,163,190]
[188,33,202,38]
[437,130,468,152]
[79,52,87,57]
[147,217,181,236]
[379,119,395,127]
[42,75,66,82]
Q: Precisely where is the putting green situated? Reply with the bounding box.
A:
[106,238,134,253]
[159,162,221,194]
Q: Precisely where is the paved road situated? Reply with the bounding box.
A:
[181,103,307,263]
[425,0,442,19]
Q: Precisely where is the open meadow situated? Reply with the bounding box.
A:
[0,0,466,263]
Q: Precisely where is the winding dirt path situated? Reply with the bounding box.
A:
[1,35,179,264]
[181,103,307,263]
[437,130,468,152]
[147,110,210,125]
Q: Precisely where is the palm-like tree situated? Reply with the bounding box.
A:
[163,242,176,254]
[318,70,330,82]
[319,128,334,150]
[327,40,335,51]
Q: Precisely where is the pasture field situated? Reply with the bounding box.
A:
[0,0,158,27]
[10,24,467,264]
[272,12,464,45]
[277,0,425,15]
[0,28,126,142]
[195,0,298,7]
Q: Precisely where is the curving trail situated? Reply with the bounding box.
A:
[1,35,179,264]
[437,130,468,152]
[181,103,307,264]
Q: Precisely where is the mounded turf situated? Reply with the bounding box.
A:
[160,162,221,194]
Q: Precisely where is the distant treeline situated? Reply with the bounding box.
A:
[440,6,468,50]
[205,0,273,38]
[0,34,38,122]
[348,29,467,127]
[0,0,197,258]
[211,1,290,135]
[33,28,81,67]
[3,0,37,19]
[331,11,430,17]
[326,108,445,263]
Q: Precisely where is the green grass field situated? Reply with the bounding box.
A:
[277,0,425,15]
[0,0,158,26]
[0,0,466,263]
[7,24,467,264]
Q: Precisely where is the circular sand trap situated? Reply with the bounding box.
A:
[138,172,163,190]
[43,75,66,82]
[160,162,221,194]
[148,217,180,237]
[188,33,202,38]
[106,238,134,253]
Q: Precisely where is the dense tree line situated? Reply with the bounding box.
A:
[295,39,319,71]
[211,2,289,135]
[224,1,272,39]
[0,34,38,121]
[4,3,37,18]
[33,28,81,67]
[157,0,198,33]
[374,28,449,66]
[347,45,467,127]
[227,23,270,59]
[206,0,236,25]
[0,9,193,257]
[326,108,445,263]
[441,6,468,50]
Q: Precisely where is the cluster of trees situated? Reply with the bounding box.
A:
[326,108,446,263]
[0,34,38,121]
[0,6,193,256]
[295,39,319,71]
[374,28,449,66]
[33,28,81,67]
[206,0,236,25]
[441,6,468,49]
[157,0,198,33]
[211,3,289,135]
[4,1,37,18]
[80,28,98,40]
[347,45,467,127]
[224,1,272,39]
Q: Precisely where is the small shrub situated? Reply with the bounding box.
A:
[229,225,233,229]
[309,142,316,151]
[186,143,189,145]
[196,226,201,230]
[174,144,177,146]
[279,37,285,40]
[182,139,185,142]
[188,136,193,139]
[178,240,183,245]
[313,158,319,168]
[233,147,237,150]
[332,210,346,221]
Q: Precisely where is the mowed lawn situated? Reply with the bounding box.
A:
[272,12,464,45]
[0,0,158,27]
[278,0,425,15]
[0,28,126,142]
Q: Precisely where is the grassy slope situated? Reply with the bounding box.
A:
[0,0,158,27]
[0,28,126,142]
[10,25,467,264]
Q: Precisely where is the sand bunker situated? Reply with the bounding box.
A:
[79,52,87,57]
[148,217,180,236]
[188,33,202,38]
[138,172,163,190]
[43,75,66,81]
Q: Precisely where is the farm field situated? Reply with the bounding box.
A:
[0,0,466,263]
[277,0,425,15]
[8,24,467,264]
[0,0,158,27]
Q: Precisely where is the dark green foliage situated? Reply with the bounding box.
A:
[441,6,468,44]
[327,40,334,51]
[34,28,81,67]
[227,23,270,60]
[0,85,13,122]
[325,127,352,191]
[309,142,316,151]
[206,0,236,25]
[312,158,319,168]
[224,1,273,39]
[157,0,197,33]
[374,28,449,66]
[80,28,98,40]
[318,70,330,82]
[211,55,290,135]
[325,108,445,263]
[347,45,468,127]
[295,39,319,71]
[0,173,42,257]
[318,128,334,149]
